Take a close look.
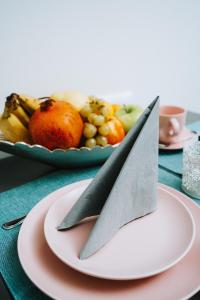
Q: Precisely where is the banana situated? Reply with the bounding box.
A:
[4,93,30,127]
[0,92,38,144]
[13,105,30,126]
[0,113,31,143]
[18,94,40,115]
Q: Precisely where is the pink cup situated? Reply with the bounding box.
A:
[159,106,187,145]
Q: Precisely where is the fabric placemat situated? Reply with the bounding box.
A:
[0,166,99,300]
[158,121,200,175]
[0,166,199,300]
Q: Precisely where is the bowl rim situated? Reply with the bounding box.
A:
[0,132,119,153]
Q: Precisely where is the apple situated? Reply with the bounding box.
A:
[115,104,143,132]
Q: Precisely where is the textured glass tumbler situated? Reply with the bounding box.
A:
[182,136,200,199]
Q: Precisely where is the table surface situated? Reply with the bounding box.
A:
[0,111,200,300]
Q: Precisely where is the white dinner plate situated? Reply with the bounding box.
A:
[44,180,195,280]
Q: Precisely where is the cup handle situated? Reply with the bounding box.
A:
[168,118,180,136]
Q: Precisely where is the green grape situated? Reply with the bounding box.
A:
[100,104,113,120]
[96,135,108,146]
[98,123,111,136]
[85,138,96,148]
[92,114,105,126]
[88,113,97,124]
[80,103,92,118]
[83,123,97,138]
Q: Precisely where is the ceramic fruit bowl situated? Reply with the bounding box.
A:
[0,132,118,167]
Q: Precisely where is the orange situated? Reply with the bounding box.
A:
[106,117,125,145]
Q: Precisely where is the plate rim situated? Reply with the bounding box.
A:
[43,181,196,280]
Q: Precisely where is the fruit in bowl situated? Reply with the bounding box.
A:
[115,104,143,133]
[51,91,88,112]
[0,93,38,144]
[0,91,143,152]
[79,96,125,148]
[29,99,84,150]
[101,117,125,145]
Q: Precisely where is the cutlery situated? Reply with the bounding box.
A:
[158,164,182,178]
[2,215,26,230]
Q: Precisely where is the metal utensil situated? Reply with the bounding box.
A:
[2,215,26,230]
[158,164,182,178]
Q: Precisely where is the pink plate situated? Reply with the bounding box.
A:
[159,127,196,150]
[44,182,195,280]
[18,181,200,300]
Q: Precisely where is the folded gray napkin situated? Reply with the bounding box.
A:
[58,97,159,259]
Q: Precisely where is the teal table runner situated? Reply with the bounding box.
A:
[0,166,99,300]
[0,165,200,299]
[158,121,200,175]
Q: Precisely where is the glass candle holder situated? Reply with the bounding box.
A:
[182,135,200,199]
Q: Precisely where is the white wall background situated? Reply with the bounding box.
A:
[0,0,200,112]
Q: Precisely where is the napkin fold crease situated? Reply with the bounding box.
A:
[58,97,159,259]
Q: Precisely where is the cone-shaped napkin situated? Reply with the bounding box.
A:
[58,97,159,259]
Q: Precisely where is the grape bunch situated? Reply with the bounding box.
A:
[80,96,114,148]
